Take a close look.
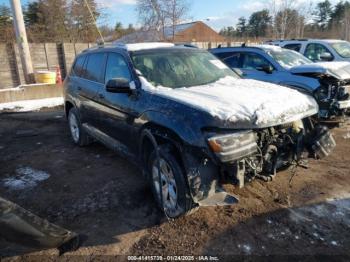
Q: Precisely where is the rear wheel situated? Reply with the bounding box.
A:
[148,144,194,218]
[68,108,91,146]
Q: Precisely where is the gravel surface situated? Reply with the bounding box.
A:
[0,108,349,261]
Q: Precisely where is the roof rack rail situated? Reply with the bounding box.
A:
[82,42,127,53]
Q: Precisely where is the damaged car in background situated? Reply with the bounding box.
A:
[210,45,350,120]
[64,43,336,218]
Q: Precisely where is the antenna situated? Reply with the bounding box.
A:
[83,0,104,44]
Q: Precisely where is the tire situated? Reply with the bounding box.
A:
[148,144,194,218]
[67,108,91,146]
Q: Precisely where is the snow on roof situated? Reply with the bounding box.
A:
[163,22,197,38]
[125,42,175,51]
[116,21,200,43]
[321,39,348,43]
[254,44,283,51]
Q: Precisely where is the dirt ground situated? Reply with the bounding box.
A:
[0,107,349,261]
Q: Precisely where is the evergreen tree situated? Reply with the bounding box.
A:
[248,9,271,37]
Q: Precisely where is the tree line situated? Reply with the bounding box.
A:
[220,0,350,41]
[0,0,136,43]
[1,0,350,43]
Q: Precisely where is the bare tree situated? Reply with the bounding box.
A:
[343,8,350,41]
[163,0,189,41]
[136,0,189,41]
[268,0,313,39]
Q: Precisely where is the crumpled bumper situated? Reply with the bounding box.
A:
[335,99,350,109]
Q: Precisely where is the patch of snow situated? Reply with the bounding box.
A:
[343,127,350,139]
[2,167,50,190]
[142,76,318,128]
[126,42,174,51]
[290,61,350,80]
[267,219,273,224]
[0,97,63,112]
[242,244,252,254]
[295,235,300,240]
[330,241,338,246]
[316,62,350,71]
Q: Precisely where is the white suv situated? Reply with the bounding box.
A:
[266,39,350,62]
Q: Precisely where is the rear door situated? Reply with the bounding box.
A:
[78,52,106,126]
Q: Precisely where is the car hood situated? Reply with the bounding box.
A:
[145,77,318,129]
[289,62,350,80]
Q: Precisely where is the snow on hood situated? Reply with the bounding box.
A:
[289,62,350,80]
[142,76,318,128]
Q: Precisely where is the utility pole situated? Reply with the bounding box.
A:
[10,0,34,84]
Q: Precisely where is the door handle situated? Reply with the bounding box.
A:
[98,93,104,99]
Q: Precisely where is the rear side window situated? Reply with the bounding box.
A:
[241,53,272,70]
[72,55,86,77]
[215,52,240,68]
[284,44,302,52]
[84,53,105,83]
[105,53,132,83]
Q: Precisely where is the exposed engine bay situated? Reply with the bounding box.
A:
[222,119,336,188]
[307,74,350,119]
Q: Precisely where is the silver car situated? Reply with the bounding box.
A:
[266,39,350,62]
[210,45,350,119]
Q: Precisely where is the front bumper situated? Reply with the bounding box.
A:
[335,99,350,109]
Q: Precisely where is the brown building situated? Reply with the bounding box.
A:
[117,21,226,43]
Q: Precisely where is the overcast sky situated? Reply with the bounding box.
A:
[0,0,341,31]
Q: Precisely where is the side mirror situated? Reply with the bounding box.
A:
[106,78,131,93]
[257,65,273,74]
[320,52,333,61]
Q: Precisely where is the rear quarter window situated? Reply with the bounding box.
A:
[283,44,302,52]
[71,55,86,77]
[215,52,240,68]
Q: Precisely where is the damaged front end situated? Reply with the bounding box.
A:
[314,77,350,120]
[205,118,336,189]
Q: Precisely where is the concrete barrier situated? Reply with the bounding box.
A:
[0,84,63,103]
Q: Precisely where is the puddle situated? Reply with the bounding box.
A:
[2,167,50,190]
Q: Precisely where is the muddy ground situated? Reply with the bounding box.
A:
[0,108,349,261]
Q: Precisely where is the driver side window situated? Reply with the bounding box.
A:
[304,43,334,62]
[105,53,132,84]
[241,53,274,71]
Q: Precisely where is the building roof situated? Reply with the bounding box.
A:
[116,21,220,43]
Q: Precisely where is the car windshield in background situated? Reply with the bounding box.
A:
[267,49,312,69]
[131,50,238,89]
[331,42,350,58]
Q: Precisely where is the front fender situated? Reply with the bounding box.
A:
[139,110,205,147]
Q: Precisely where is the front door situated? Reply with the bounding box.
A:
[96,52,139,151]
[239,52,279,84]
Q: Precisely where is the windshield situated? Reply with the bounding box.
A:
[331,41,350,58]
[267,49,312,69]
[131,49,239,89]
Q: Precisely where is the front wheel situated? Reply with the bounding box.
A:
[148,144,194,218]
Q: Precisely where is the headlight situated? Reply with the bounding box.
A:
[207,131,258,163]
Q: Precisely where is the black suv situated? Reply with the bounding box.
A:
[64,43,335,218]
